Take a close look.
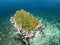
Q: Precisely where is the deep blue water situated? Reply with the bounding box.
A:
[0,0,60,45]
[0,0,60,18]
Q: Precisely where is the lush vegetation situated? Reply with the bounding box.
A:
[14,9,39,32]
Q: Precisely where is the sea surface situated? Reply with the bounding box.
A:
[0,0,60,45]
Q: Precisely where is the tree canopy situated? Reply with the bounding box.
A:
[14,9,39,32]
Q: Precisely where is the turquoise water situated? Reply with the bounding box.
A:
[0,0,60,45]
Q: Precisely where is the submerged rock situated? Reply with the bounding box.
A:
[10,9,42,45]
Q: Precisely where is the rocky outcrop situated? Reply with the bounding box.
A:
[10,10,42,45]
[10,17,42,37]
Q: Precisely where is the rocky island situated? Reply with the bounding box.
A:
[10,9,42,45]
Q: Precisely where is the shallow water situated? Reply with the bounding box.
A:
[0,0,60,45]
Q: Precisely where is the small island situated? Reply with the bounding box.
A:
[10,9,42,45]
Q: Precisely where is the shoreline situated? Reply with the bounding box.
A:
[10,16,42,39]
[10,10,43,45]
